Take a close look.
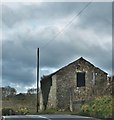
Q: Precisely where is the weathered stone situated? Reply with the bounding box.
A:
[40,57,111,111]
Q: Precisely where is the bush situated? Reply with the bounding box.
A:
[16,107,29,115]
[80,104,90,116]
[81,96,112,118]
[2,108,15,116]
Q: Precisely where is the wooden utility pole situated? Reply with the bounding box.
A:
[37,48,39,112]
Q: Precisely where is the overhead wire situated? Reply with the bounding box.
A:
[40,1,93,49]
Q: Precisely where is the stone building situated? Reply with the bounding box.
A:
[40,57,108,111]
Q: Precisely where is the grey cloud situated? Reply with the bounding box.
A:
[2,40,36,68]
[2,2,88,28]
[39,27,112,73]
[2,60,35,86]
[2,2,112,37]
[2,5,23,28]
[2,19,112,80]
[2,2,112,93]
[78,2,112,35]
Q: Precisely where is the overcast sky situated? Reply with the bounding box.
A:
[1,2,112,93]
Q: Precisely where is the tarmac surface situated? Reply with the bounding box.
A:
[1,115,101,120]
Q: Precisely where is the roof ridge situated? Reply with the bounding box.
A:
[41,57,107,81]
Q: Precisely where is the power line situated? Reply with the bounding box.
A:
[40,1,93,49]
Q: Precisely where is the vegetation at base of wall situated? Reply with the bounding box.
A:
[16,107,29,115]
[35,108,77,115]
[37,96,112,119]
[80,96,112,119]
[2,107,29,115]
[37,108,58,114]
[2,93,113,119]
[2,108,15,116]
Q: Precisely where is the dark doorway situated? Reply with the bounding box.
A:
[77,72,85,87]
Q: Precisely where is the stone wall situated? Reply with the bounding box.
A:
[40,58,108,111]
[47,75,57,109]
[53,58,107,111]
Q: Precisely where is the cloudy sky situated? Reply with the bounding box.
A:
[1,2,112,93]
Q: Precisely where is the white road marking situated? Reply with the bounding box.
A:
[1,115,96,119]
[38,115,52,120]
[26,115,52,120]
[38,115,47,119]
[2,116,48,120]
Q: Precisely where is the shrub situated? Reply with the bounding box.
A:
[2,108,15,116]
[81,96,112,118]
[80,104,90,116]
[16,107,29,115]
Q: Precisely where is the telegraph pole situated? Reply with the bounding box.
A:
[37,48,39,112]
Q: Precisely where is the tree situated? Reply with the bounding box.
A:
[27,88,37,94]
[1,86,17,98]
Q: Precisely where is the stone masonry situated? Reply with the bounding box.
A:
[40,57,108,111]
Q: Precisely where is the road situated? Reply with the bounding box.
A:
[1,115,101,120]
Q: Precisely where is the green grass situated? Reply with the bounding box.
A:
[2,94,37,114]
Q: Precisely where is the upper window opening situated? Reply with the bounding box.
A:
[77,72,85,87]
